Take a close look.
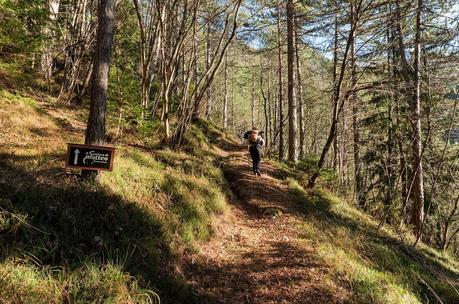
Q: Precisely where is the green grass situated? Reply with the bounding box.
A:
[287,179,459,304]
[0,261,63,304]
[0,93,232,303]
[0,260,159,304]
[103,147,228,247]
[0,89,38,106]
[0,60,49,91]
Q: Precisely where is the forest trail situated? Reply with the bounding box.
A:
[185,143,350,304]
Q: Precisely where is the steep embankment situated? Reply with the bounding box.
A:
[0,83,233,303]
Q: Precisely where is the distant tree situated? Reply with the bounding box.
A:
[223,51,229,128]
[287,0,298,162]
[294,19,305,158]
[276,0,285,160]
[308,0,364,188]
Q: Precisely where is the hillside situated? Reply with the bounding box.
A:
[0,70,232,303]
[1,74,459,303]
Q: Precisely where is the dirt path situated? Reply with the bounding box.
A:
[185,147,350,304]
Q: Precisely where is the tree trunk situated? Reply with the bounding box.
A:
[272,60,277,149]
[251,65,255,127]
[350,4,363,206]
[294,22,305,158]
[287,0,298,162]
[133,0,160,118]
[332,0,339,171]
[41,0,60,90]
[395,0,425,238]
[411,0,425,239]
[260,59,269,146]
[191,21,201,120]
[384,8,396,217]
[277,0,285,160]
[205,22,213,118]
[231,71,235,131]
[267,62,272,148]
[84,0,116,178]
[223,51,228,128]
[308,0,362,188]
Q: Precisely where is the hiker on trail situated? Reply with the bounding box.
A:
[243,128,265,177]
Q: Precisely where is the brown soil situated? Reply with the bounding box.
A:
[184,145,351,304]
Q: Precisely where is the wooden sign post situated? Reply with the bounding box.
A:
[65,143,115,171]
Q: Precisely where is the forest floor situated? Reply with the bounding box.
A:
[185,142,351,304]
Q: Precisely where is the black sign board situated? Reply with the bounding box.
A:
[65,143,115,171]
[450,129,459,145]
[446,92,459,100]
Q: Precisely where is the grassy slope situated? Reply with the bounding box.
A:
[0,62,233,303]
[1,62,458,303]
[284,177,459,303]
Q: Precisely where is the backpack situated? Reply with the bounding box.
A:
[243,131,251,139]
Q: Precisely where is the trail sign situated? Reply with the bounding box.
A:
[65,143,115,171]
[446,92,459,100]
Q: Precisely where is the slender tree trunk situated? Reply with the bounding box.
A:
[272,60,277,148]
[59,0,95,105]
[350,4,363,206]
[312,117,318,154]
[251,65,255,127]
[287,0,298,162]
[205,22,212,118]
[439,195,459,250]
[267,63,272,148]
[133,0,160,118]
[231,72,235,131]
[260,60,269,145]
[41,0,60,90]
[277,1,285,160]
[191,21,201,120]
[338,93,347,186]
[308,0,362,188]
[395,0,425,237]
[294,23,305,158]
[390,8,409,209]
[384,9,395,216]
[411,0,425,239]
[332,0,339,170]
[158,3,170,140]
[223,51,228,128]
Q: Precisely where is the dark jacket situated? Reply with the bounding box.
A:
[248,135,265,153]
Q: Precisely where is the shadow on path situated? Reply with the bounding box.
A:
[184,145,351,304]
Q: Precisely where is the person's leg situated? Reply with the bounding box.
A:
[254,150,261,175]
[249,148,257,174]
